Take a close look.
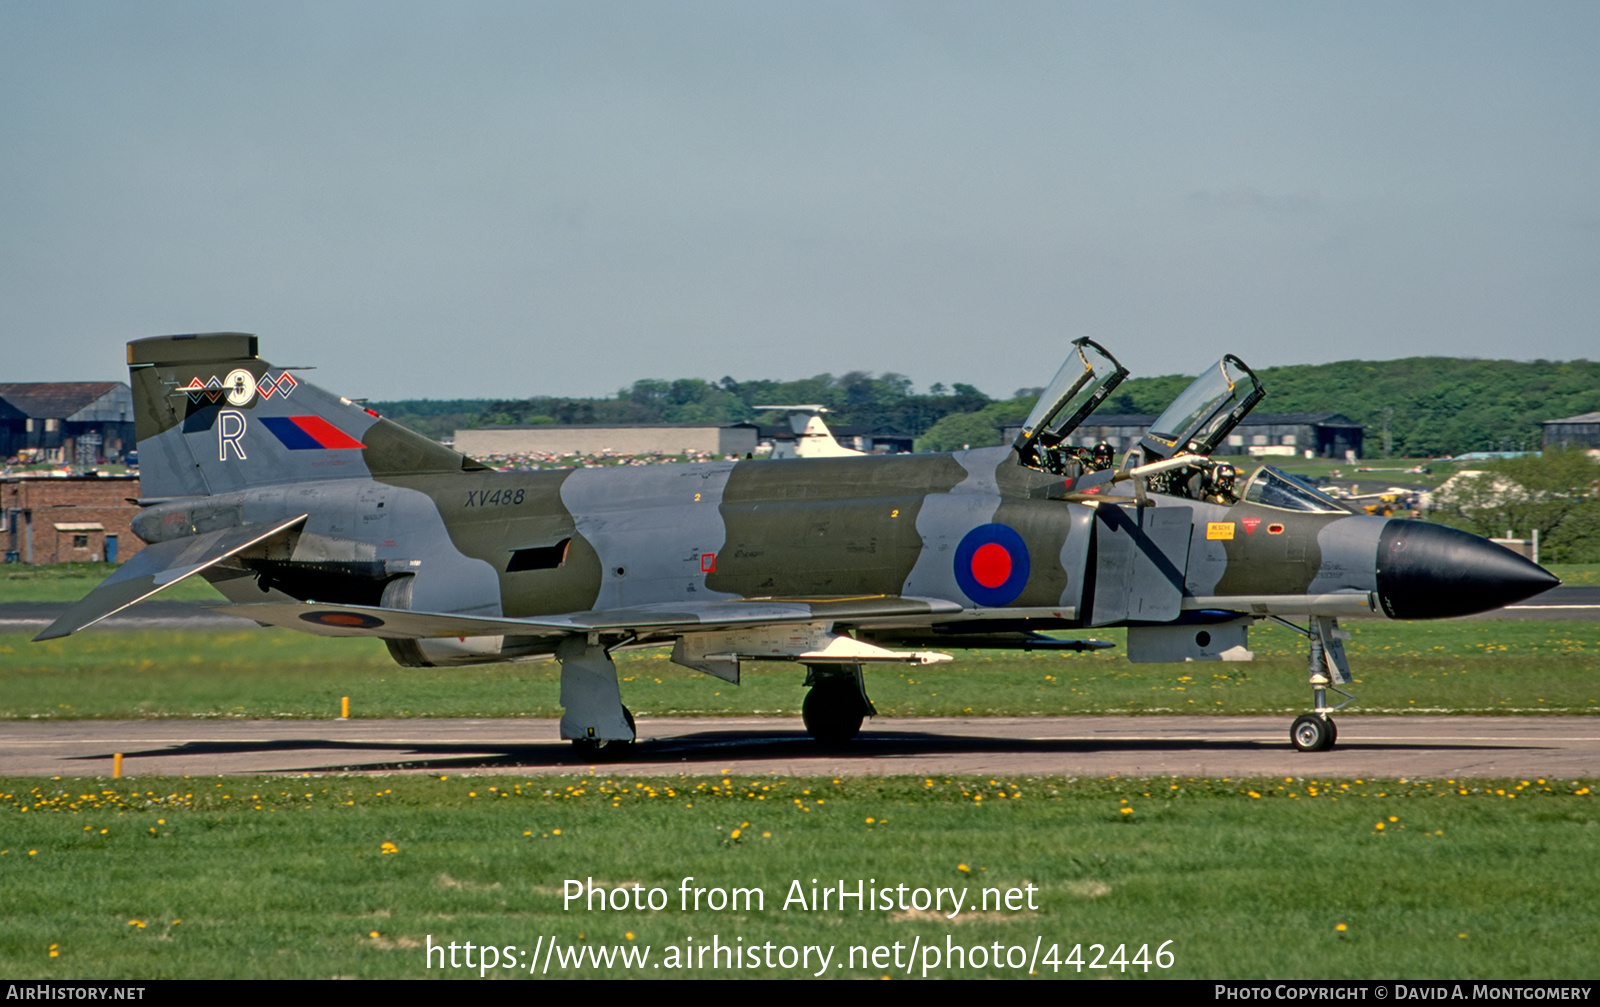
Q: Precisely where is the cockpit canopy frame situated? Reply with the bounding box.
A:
[1011,337,1129,475]
[1137,354,1265,463]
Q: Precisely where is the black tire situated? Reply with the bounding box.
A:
[802,679,866,744]
[1291,713,1334,753]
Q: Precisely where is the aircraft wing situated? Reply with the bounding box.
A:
[33,515,310,642]
[214,594,967,639]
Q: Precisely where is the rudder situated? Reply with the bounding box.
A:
[128,332,484,499]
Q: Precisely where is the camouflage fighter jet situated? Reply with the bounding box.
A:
[38,334,1559,754]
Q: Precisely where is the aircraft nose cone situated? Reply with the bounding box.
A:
[1375,520,1560,619]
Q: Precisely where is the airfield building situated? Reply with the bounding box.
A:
[1003,412,1365,459]
[1542,412,1600,452]
[454,423,761,461]
[3,474,143,565]
[0,382,136,466]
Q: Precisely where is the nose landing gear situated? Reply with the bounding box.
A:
[1272,615,1357,753]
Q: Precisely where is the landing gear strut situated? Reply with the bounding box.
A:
[572,707,636,757]
[557,636,637,757]
[801,665,875,744]
[1271,615,1356,753]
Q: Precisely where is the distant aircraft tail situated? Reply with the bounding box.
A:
[128,332,485,499]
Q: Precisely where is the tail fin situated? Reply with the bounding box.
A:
[129,332,485,499]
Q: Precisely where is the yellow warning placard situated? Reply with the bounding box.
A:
[1206,522,1235,541]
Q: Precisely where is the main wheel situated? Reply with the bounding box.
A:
[802,679,866,744]
[571,706,636,758]
[1290,713,1334,752]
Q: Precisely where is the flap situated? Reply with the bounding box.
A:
[33,515,309,641]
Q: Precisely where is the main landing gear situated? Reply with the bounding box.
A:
[801,664,876,745]
[1271,615,1357,753]
[556,637,638,757]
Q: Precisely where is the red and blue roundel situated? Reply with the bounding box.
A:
[953,523,1030,607]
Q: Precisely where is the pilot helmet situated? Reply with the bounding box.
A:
[1092,441,1114,468]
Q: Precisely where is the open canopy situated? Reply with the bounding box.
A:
[1012,337,1128,474]
[1138,354,1264,462]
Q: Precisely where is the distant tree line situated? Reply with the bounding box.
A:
[372,356,1600,459]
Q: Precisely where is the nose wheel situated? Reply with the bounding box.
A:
[1291,713,1337,752]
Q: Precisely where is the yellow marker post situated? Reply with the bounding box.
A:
[112,753,123,779]
[341,696,350,719]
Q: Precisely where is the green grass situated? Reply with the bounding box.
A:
[0,562,225,603]
[1544,563,1600,586]
[0,774,1594,979]
[3,619,1597,720]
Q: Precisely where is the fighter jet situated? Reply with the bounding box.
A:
[37,334,1558,754]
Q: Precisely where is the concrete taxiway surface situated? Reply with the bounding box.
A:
[1,716,1595,779]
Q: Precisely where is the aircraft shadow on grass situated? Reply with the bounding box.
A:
[68,729,1540,775]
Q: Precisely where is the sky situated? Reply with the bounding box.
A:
[2,1,1597,401]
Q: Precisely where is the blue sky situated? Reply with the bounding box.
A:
[3,2,1596,400]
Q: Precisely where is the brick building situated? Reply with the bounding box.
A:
[3,475,142,565]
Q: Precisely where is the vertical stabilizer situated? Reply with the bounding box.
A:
[128,333,485,499]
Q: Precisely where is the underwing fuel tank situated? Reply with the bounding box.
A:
[1374,519,1559,619]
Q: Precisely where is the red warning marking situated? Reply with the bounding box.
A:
[971,542,1013,589]
[700,552,717,573]
[319,613,370,626]
[1242,517,1262,535]
[1268,523,1285,535]
[293,415,365,449]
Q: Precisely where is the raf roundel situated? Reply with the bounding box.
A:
[953,523,1031,607]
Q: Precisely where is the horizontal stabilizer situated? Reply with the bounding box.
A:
[215,594,965,640]
[33,515,308,641]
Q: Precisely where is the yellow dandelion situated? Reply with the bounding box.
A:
[1120,807,1134,815]
[127,920,145,929]
[1458,933,1468,939]
[865,817,875,824]
[625,932,634,941]
[1388,816,1398,822]
[380,841,399,855]
[762,832,771,838]
[957,863,970,873]
[369,931,380,939]
[48,944,59,958]
[1335,923,1347,932]
[730,828,741,840]
[1374,823,1385,831]
[552,829,561,835]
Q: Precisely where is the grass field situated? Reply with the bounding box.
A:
[2,618,1596,721]
[4,570,1596,981]
[0,773,1594,979]
[0,562,226,604]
